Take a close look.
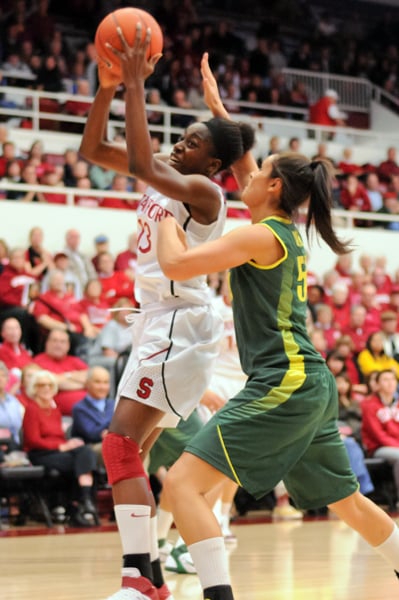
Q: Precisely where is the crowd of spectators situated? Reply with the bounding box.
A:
[1,0,399,129]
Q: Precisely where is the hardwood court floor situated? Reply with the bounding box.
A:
[1,517,399,600]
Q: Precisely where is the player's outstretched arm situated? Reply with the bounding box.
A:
[201,52,258,192]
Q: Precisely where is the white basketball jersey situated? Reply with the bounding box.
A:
[135,185,226,307]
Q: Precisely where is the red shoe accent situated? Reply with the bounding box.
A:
[121,576,160,600]
[157,583,173,600]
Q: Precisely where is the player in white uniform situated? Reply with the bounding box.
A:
[79,26,254,600]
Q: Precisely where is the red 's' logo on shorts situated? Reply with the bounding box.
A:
[137,377,154,399]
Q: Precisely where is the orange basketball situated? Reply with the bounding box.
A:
[95,7,163,78]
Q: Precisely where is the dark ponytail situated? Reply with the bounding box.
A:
[306,159,352,255]
[271,153,352,255]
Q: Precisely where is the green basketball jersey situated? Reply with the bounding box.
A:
[230,216,324,380]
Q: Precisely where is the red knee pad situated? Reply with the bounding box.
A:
[102,432,147,485]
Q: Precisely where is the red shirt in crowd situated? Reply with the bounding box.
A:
[23,401,65,452]
[0,341,32,370]
[361,394,399,454]
[32,290,85,332]
[0,265,36,307]
[78,297,110,329]
[32,353,87,416]
[99,271,136,307]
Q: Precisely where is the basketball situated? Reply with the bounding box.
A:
[95,7,163,78]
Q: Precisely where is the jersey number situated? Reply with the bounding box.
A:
[296,255,307,302]
[137,219,151,254]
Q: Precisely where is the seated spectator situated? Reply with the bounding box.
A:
[0,361,23,451]
[288,81,309,118]
[313,303,341,352]
[342,305,373,355]
[31,269,96,357]
[0,247,39,353]
[78,279,110,332]
[24,225,54,279]
[16,363,42,408]
[364,172,384,212]
[372,262,392,308]
[62,149,79,187]
[115,233,138,281]
[311,142,336,167]
[357,332,399,381]
[41,252,83,300]
[359,281,384,331]
[361,369,399,501]
[376,193,399,231]
[74,176,101,208]
[22,369,98,527]
[97,251,136,308]
[91,234,110,273]
[377,146,399,185]
[71,366,115,468]
[0,159,24,200]
[41,167,67,205]
[380,311,399,361]
[337,147,363,177]
[325,349,347,379]
[19,163,47,203]
[0,141,22,179]
[340,174,372,226]
[334,335,363,388]
[0,317,32,372]
[333,253,353,287]
[87,297,134,395]
[25,140,53,180]
[33,328,88,416]
[100,174,138,211]
[336,373,363,442]
[326,282,351,331]
[63,228,96,290]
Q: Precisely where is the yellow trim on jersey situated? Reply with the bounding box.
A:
[217,424,243,487]
[248,222,288,270]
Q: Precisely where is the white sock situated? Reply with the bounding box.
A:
[150,515,159,561]
[157,508,174,541]
[213,498,222,521]
[114,504,151,556]
[374,524,399,571]
[188,537,230,590]
[221,502,231,518]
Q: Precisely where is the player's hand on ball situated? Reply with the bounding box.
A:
[97,59,122,89]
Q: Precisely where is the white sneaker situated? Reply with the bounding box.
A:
[105,576,159,600]
[165,544,197,574]
[158,539,173,563]
[272,504,303,520]
[105,589,150,600]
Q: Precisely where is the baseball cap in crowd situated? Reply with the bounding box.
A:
[325,89,339,100]
[94,234,109,244]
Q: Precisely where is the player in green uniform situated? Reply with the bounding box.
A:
[155,54,399,600]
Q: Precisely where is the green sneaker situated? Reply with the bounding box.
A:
[164,544,197,574]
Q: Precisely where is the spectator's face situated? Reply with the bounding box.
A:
[9,249,26,271]
[66,230,80,250]
[98,254,114,274]
[45,331,70,359]
[377,371,398,396]
[87,369,110,399]
[1,318,22,344]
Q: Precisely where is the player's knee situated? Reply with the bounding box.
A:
[102,432,146,485]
